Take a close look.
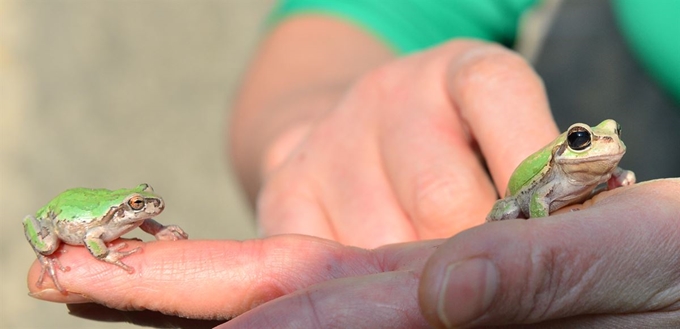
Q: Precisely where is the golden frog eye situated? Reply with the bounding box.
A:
[567,125,592,151]
[128,195,146,210]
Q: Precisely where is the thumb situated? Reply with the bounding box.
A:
[418,180,680,328]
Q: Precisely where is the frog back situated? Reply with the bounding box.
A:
[505,145,555,197]
[35,187,136,222]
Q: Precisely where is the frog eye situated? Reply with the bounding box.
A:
[567,126,592,151]
[615,123,622,137]
[128,195,146,210]
[138,183,154,193]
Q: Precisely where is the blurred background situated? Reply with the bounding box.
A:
[2,1,273,327]
[1,0,678,328]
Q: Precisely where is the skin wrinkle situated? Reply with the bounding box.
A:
[377,271,425,327]
[511,183,680,324]
[398,116,474,236]
[398,269,425,325]
[371,244,391,273]
[474,202,678,327]
[440,56,491,191]
[632,227,680,311]
[449,46,535,119]
[241,240,302,311]
[259,164,339,240]
[260,122,312,182]
[558,246,606,314]
[529,221,608,320]
[369,56,446,237]
[521,228,550,323]
[229,243,278,313]
[136,247,209,313]
[376,118,418,241]
[633,248,674,310]
[377,240,441,273]
[344,64,396,117]
[306,172,339,242]
[514,222,595,322]
[605,203,677,311]
[660,300,680,313]
[306,82,410,243]
[302,288,324,328]
[376,272,429,327]
[413,171,464,227]
[528,235,560,322]
[447,44,556,190]
[262,271,427,328]
[381,45,489,238]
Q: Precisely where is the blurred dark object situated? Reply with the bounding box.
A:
[534,0,680,180]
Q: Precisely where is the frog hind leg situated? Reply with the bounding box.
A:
[486,198,522,222]
[84,227,141,273]
[22,215,70,292]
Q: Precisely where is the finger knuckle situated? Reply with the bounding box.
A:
[256,168,304,221]
[450,45,543,98]
[412,172,469,234]
[350,64,403,104]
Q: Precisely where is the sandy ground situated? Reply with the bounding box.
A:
[1,1,273,327]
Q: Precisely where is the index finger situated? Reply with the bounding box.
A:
[446,42,560,193]
[27,236,373,319]
[27,235,437,320]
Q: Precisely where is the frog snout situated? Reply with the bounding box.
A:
[148,198,165,212]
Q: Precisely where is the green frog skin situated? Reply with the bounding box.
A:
[23,183,188,292]
[486,119,636,222]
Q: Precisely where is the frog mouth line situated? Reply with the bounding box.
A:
[557,151,625,164]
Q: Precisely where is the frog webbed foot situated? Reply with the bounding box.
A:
[102,242,141,273]
[84,230,141,273]
[607,167,636,190]
[36,254,70,293]
[139,219,188,241]
[154,225,188,241]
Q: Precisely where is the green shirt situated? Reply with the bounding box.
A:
[269,0,536,53]
[270,0,680,105]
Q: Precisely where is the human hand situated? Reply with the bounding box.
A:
[256,40,559,247]
[28,179,679,328]
[28,234,441,327]
[420,178,680,328]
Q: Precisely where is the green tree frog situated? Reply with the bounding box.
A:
[23,183,188,292]
[486,119,636,222]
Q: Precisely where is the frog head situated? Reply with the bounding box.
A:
[107,183,165,224]
[553,119,626,183]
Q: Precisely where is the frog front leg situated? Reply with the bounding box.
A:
[139,218,188,241]
[22,215,70,291]
[529,183,554,218]
[607,167,636,190]
[83,227,140,273]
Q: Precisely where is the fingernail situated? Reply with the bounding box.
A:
[437,258,499,328]
[29,289,92,303]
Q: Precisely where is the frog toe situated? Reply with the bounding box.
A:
[36,255,70,293]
